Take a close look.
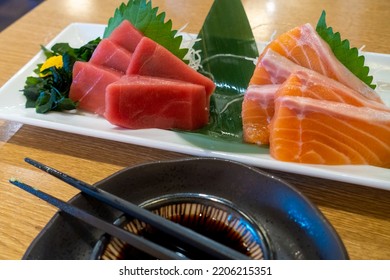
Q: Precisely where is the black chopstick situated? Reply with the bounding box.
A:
[9,179,187,260]
[24,157,251,260]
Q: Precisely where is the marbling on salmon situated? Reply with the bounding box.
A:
[275,70,390,112]
[269,96,390,167]
[243,50,306,145]
[242,66,390,145]
[242,84,280,145]
[249,49,305,85]
[243,23,388,154]
[251,23,382,103]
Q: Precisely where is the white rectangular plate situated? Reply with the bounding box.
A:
[0,23,389,190]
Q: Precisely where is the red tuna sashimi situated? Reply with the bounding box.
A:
[253,23,383,103]
[108,20,143,52]
[269,96,390,167]
[89,39,132,73]
[241,84,280,145]
[127,37,215,97]
[104,75,209,130]
[69,61,122,115]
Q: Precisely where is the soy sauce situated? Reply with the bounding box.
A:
[99,202,266,260]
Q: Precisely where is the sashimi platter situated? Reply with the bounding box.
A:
[0,0,389,190]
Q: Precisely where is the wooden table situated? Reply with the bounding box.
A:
[0,0,389,260]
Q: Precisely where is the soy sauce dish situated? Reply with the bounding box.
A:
[23,158,348,260]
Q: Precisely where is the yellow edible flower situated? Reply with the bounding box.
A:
[39,55,63,77]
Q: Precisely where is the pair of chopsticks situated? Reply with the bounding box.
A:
[9,158,251,260]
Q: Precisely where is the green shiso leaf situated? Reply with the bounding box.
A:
[316,10,375,89]
[191,0,259,141]
[104,0,187,61]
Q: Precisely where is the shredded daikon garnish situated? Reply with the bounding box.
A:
[185,45,203,70]
[177,24,204,70]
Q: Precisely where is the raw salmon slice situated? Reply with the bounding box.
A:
[127,37,215,97]
[242,84,280,145]
[250,49,306,85]
[269,96,390,167]
[243,67,390,146]
[244,50,308,145]
[105,75,209,130]
[69,61,122,115]
[89,39,132,73]
[252,23,383,103]
[275,70,390,112]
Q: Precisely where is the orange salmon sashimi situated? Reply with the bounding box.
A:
[251,23,383,103]
[250,49,305,85]
[243,50,306,145]
[275,70,390,112]
[242,84,280,145]
[242,67,390,146]
[269,96,390,167]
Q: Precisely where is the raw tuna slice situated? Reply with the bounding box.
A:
[127,37,215,97]
[241,84,280,145]
[108,20,143,52]
[105,75,209,130]
[69,61,122,115]
[89,39,132,73]
[256,23,383,103]
[269,96,390,167]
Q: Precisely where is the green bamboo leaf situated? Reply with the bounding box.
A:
[192,0,259,141]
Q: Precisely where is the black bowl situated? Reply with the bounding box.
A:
[23,158,348,260]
